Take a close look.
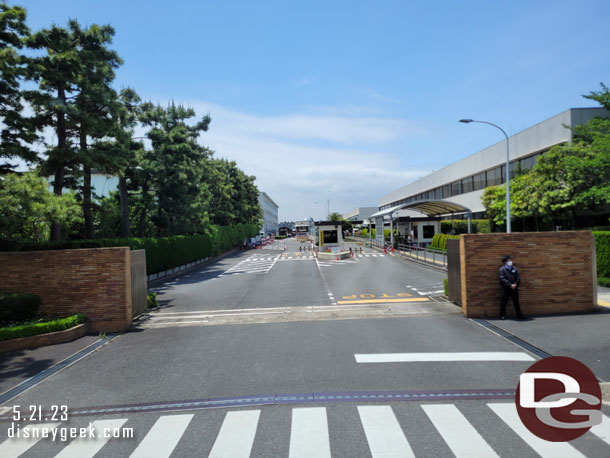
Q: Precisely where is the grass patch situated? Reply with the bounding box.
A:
[0,314,85,341]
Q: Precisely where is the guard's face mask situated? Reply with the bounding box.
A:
[506,260,513,267]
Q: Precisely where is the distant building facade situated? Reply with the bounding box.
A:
[342,207,378,223]
[258,191,279,235]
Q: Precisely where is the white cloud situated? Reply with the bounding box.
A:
[187,101,431,220]
[295,76,319,86]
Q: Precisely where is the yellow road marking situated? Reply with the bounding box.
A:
[599,299,610,308]
[337,298,430,305]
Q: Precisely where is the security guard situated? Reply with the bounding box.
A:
[498,255,524,320]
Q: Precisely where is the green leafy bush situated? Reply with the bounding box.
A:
[147,292,159,308]
[0,223,258,275]
[598,277,610,287]
[0,313,85,341]
[441,219,491,234]
[594,231,610,279]
[430,233,459,251]
[444,278,449,296]
[0,292,41,325]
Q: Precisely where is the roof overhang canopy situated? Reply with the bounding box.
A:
[370,200,471,219]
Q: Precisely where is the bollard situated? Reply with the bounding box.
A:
[384,246,387,254]
[391,246,395,253]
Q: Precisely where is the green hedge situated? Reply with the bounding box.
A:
[0,313,85,341]
[443,278,449,296]
[430,233,460,251]
[594,231,610,279]
[441,219,491,234]
[0,293,41,325]
[598,277,610,287]
[0,224,258,275]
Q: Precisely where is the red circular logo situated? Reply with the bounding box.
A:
[516,356,602,442]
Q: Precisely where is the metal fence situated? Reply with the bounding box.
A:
[395,244,448,269]
[347,236,448,269]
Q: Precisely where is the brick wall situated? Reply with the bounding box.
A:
[0,247,132,332]
[459,231,596,317]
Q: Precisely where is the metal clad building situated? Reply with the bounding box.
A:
[379,108,609,216]
[259,191,279,235]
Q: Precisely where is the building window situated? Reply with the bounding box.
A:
[520,155,536,171]
[442,184,450,199]
[423,225,435,239]
[434,187,442,199]
[451,181,461,196]
[486,167,502,186]
[473,172,486,191]
[510,161,519,179]
[461,176,474,193]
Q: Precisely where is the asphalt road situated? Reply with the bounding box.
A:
[1,237,608,457]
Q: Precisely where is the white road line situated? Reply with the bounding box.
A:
[55,419,128,458]
[208,410,260,458]
[129,414,193,458]
[488,403,587,458]
[0,423,61,458]
[589,412,610,446]
[358,405,416,458]
[289,407,331,458]
[146,320,209,325]
[354,352,535,363]
[422,404,500,457]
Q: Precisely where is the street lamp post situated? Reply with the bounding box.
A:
[459,119,511,233]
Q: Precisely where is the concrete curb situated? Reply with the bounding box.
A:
[0,324,87,353]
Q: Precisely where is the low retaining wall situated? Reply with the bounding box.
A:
[458,231,596,317]
[0,324,86,353]
[0,247,133,332]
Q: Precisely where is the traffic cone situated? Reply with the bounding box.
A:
[384,247,387,254]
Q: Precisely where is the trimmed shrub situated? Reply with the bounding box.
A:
[430,233,459,251]
[0,223,258,275]
[0,293,41,325]
[444,278,449,296]
[598,277,610,287]
[594,231,610,279]
[441,219,491,234]
[0,313,85,341]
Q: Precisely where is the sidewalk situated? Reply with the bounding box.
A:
[0,335,101,399]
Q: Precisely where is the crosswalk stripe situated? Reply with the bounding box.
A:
[590,412,610,445]
[487,403,587,458]
[0,422,61,458]
[129,414,193,458]
[208,410,260,458]
[355,352,534,363]
[358,405,416,458]
[422,404,500,457]
[289,407,331,458]
[54,419,128,458]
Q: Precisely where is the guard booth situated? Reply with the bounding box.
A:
[316,221,343,252]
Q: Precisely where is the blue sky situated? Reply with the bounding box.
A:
[17,0,610,221]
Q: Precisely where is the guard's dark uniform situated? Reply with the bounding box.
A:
[498,264,523,318]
